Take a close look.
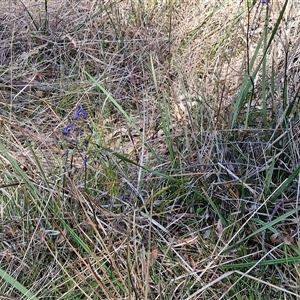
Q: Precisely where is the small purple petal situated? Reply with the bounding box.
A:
[115,214,124,225]
[74,106,88,120]
[63,123,74,135]
[62,150,69,157]
[83,156,88,165]
[261,0,270,4]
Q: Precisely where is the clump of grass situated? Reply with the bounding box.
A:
[1,0,300,299]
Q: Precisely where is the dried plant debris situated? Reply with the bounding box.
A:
[1,1,300,299]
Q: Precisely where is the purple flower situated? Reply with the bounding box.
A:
[63,123,74,135]
[83,156,88,165]
[261,0,269,4]
[115,214,124,230]
[74,106,88,120]
[62,150,69,157]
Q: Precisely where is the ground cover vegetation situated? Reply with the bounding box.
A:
[0,0,300,299]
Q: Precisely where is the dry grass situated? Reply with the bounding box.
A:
[1,0,300,299]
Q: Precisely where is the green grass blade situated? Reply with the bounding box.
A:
[0,142,35,195]
[0,268,39,300]
[222,165,300,254]
[105,148,182,183]
[196,187,227,226]
[85,70,160,163]
[231,0,288,128]
[268,165,300,204]
[221,255,300,270]
[222,206,299,254]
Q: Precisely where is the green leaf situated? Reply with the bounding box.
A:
[0,268,39,300]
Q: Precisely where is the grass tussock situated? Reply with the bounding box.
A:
[1,0,300,299]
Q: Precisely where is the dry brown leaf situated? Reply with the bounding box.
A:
[270,233,282,244]
[149,248,159,266]
[216,219,223,238]
[270,230,297,247]
[283,235,296,246]
[5,253,12,263]
[35,90,46,98]
[185,254,196,268]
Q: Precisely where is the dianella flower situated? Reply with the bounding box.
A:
[83,156,88,165]
[63,123,74,135]
[74,105,88,120]
[62,105,90,155]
